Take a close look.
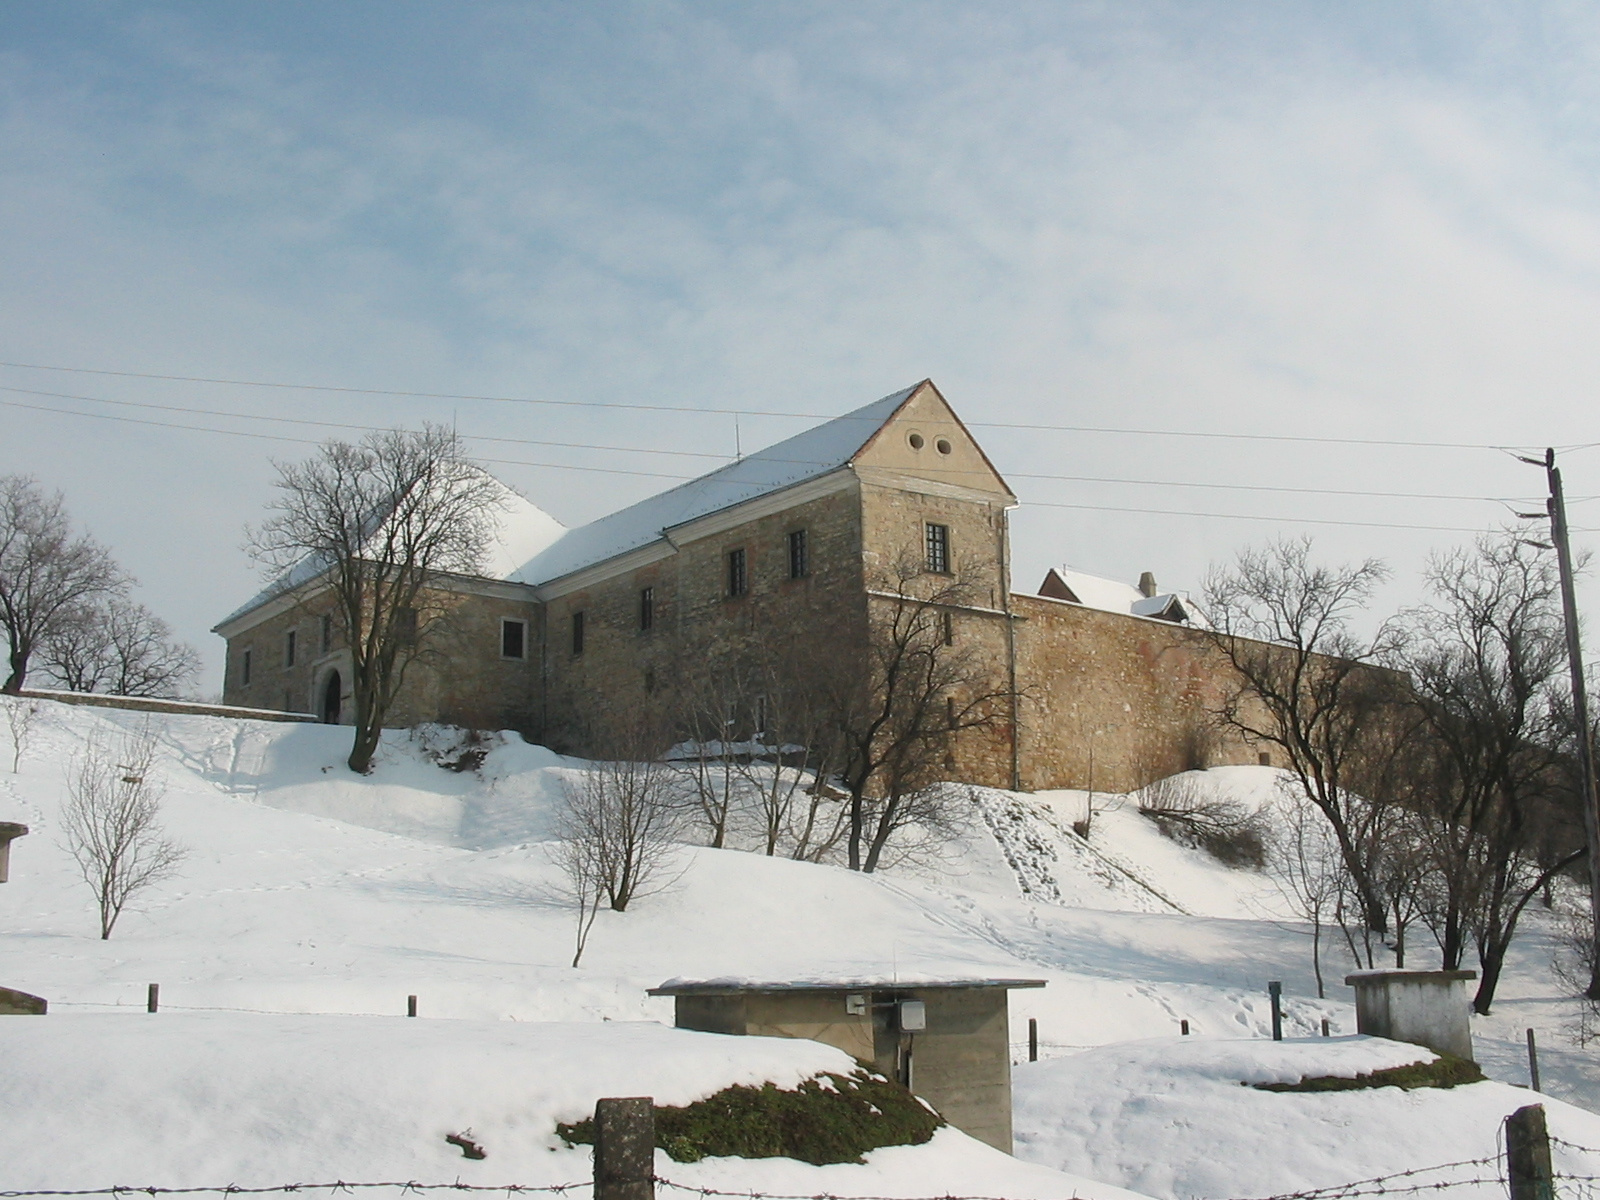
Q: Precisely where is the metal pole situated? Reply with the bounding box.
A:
[1542,450,1600,1000]
[1268,981,1283,1041]
[1527,1027,1542,1093]
[1028,1017,1038,1062]
[407,994,418,1018]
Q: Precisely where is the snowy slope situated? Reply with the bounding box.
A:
[2,699,1597,1194]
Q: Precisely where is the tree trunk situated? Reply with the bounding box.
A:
[1474,938,1509,1015]
[3,640,28,693]
[847,790,865,871]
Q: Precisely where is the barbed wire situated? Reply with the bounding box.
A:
[1226,1158,1504,1200]
[0,1185,590,1198]
[1554,1136,1600,1157]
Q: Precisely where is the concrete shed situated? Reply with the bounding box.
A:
[649,977,1045,1153]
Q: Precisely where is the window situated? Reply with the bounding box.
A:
[241,648,253,687]
[571,611,585,655]
[788,529,809,579]
[639,586,655,631]
[501,618,527,660]
[727,547,748,597]
[284,629,297,668]
[925,522,950,574]
[942,611,954,646]
[320,614,333,654]
[947,696,958,729]
[396,607,418,642]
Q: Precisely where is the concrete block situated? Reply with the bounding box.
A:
[1345,969,1476,1062]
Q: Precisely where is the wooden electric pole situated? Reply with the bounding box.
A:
[1528,448,1600,999]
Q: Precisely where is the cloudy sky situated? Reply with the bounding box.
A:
[6,2,1600,690]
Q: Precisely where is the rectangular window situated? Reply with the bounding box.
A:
[727,547,748,597]
[571,610,585,655]
[320,613,333,654]
[947,696,958,729]
[284,629,297,668]
[639,586,655,631]
[396,607,418,642]
[241,648,253,687]
[501,618,527,660]
[942,611,954,646]
[788,529,809,579]
[925,522,950,574]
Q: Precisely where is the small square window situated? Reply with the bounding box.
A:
[284,629,297,668]
[241,648,253,687]
[640,586,655,631]
[925,523,950,574]
[572,611,585,655]
[501,618,527,660]
[788,529,809,579]
[727,548,748,597]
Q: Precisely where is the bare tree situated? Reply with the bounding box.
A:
[38,597,199,698]
[248,426,505,773]
[551,822,606,968]
[0,476,127,694]
[1204,537,1400,932]
[556,739,679,915]
[1268,783,1346,998]
[4,695,38,773]
[1394,535,1586,1012]
[60,724,186,939]
[824,555,1013,873]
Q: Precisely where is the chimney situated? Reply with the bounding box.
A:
[1138,571,1158,598]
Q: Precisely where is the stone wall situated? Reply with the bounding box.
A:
[220,587,541,735]
[1011,594,1267,793]
[539,484,868,754]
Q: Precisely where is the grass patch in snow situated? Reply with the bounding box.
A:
[557,1070,943,1165]
[1252,1054,1486,1093]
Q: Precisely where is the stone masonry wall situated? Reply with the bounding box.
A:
[539,484,868,754]
[1011,593,1269,793]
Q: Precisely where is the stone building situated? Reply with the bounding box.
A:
[215,379,1268,793]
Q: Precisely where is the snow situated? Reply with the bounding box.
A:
[4,699,1600,1196]
[1014,1034,1600,1200]
[509,384,917,586]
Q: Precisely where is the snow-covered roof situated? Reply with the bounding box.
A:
[216,476,565,630]
[1038,567,1197,625]
[509,384,920,586]
[649,976,1047,994]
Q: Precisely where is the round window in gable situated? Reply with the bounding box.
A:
[907,432,925,450]
[936,438,953,455]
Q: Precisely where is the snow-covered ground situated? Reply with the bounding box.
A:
[2,700,1596,1197]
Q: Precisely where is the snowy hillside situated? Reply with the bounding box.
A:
[2,699,1597,1197]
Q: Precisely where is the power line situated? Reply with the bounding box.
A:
[0,357,1562,452]
[0,387,1551,506]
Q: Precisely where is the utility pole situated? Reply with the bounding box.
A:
[1523,448,1600,999]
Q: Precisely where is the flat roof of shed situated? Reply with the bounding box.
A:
[650,977,1046,996]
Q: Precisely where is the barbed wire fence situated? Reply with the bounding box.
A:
[7,1101,1597,1200]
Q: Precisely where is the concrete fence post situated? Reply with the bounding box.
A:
[1028,1017,1038,1062]
[594,1096,655,1200]
[1506,1104,1555,1200]
[1268,981,1283,1041]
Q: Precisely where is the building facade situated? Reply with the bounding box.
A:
[215,380,1269,793]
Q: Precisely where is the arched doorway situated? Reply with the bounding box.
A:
[321,671,342,725]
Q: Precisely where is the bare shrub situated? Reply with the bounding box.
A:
[4,696,37,772]
[556,755,678,916]
[60,724,186,939]
[1137,774,1268,869]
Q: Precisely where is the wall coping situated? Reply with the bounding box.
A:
[1345,970,1477,985]
[18,689,317,724]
